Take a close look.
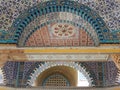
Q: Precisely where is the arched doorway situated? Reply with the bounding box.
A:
[35,66,78,86]
[27,62,93,87]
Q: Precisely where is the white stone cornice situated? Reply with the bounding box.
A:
[26,54,109,62]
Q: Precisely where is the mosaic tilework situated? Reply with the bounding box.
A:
[18,12,98,46]
[80,61,119,86]
[0,0,120,45]
[3,61,18,87]
[0,0,120,31]
[0,30,14,43]
[73,0,120,31]
[27,62,94,86]
[23,62,35,80]
[2,61,119,87]
[13,0,112,45]
[23,62,45,87]
[79,62,98,86]
[52,23,76,38]
[104,61,119,86]
[25,23,94,47]
[0,0,42,30]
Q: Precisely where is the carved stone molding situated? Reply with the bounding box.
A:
[27,54,109,61]
[0,53,109,62]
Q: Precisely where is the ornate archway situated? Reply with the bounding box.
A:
[27,62,94,87]
[10,0,112,46]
